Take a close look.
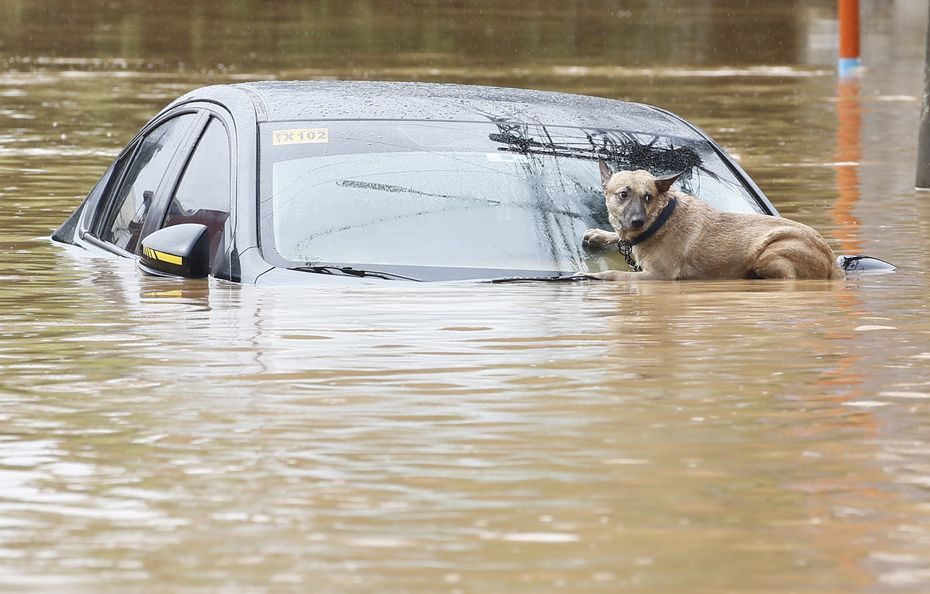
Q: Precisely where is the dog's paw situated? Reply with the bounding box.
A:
[573,271,606,280]
[582,228,619,250]
[574,270,639,281]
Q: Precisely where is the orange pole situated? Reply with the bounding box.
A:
[831,79,863,254]
[838,0,861,77]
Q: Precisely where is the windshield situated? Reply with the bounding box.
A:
[259,120,762,280]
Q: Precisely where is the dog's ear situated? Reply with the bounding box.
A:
[598,160,614,187]
[654,171,683,194]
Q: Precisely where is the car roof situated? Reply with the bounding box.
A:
[170,81,705,140]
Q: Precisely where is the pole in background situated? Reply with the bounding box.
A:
[916,3,930,189]
[832,0,862,244]
[838,0,861,78]
[831,78,863,253]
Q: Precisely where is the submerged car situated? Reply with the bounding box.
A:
[52,81,889,283]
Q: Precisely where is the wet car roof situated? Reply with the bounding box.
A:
[170,81,705,140]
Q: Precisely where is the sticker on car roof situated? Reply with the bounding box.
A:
[272,128,329,146]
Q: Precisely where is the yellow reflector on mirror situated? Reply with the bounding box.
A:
[143,246,184,266]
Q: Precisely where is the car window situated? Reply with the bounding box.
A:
[100,113,197,253]
[163,118,231,262]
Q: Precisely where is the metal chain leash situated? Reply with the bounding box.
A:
[618,240,642,272]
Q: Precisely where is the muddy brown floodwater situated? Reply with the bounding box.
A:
[2,1,930,592]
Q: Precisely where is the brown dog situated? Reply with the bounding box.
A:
[581,162,845,280]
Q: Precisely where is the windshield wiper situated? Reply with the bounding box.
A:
[292,265,422,282]
[489,274,587,284]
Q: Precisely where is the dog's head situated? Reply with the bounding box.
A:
[598,162,681,235]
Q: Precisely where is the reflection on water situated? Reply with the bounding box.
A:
[2,0,930,592]
[0,0,838,71]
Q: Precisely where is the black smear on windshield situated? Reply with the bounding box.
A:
[337,179,501,205]
[335,178,583,218]
[488,122,703,176]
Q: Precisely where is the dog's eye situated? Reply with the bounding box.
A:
[619,191,628,199]
[643,193,652,202]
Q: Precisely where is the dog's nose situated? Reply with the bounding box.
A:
[631,218,645,229]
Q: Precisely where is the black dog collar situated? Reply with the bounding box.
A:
[629,197,678,246]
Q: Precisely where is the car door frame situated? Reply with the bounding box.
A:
[138,104,239,264]
[80,108,209,257]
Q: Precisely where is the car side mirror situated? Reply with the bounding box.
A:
[139,223,210,278]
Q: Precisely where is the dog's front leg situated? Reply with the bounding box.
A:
[575,270,660,281]
[582,228,621,250]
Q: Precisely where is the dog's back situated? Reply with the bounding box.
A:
[644,192,845,280]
